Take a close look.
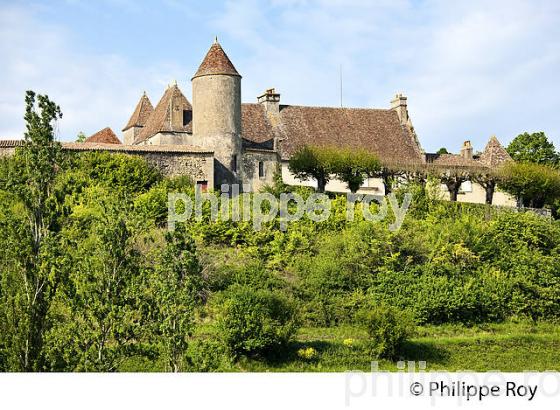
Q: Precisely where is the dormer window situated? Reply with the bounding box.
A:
[182,110,192,126]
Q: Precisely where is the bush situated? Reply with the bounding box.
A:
[358,303,414,359]
[217,286,299,358]
[187,339,232,372]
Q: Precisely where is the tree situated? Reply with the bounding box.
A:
[472,171,498,205]
[288,146,333,193]
[76,131,86,142]
[149,225,203,372]
[436,147,449,155]
[330,148,380,193]
[507,132,558,166]
[48,188,144,371]
[433,168,470,202]
[498,161,560,208]
[0,91,63,371]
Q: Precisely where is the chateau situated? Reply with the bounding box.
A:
[1,39,514,205]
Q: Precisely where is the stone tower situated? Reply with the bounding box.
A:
[122,92,154,145]
[192,38,242,187]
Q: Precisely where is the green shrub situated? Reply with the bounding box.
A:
[217,286,299,357]
[70,151,162,193]
[358,303,414,359]
[187,339,232,372]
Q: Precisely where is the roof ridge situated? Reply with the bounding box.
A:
[242,102,393,112]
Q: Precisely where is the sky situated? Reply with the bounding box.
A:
[0,0,559,153]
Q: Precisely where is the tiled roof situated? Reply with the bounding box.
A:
[428,136,511,170]
[62,142,212,154]
[85,127,121,144]
[479,136,512,167]
[245,104,424,163]
[0,139,211,153]
[134,84,192,144]
[192,40,240,79]
[0,139,24,147]
[431,153,479,167]
[241,103,276,151]
[123,92,154,131]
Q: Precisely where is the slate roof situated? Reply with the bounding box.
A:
[192,40,240,79]
[134,84,192,144]
[85,127,121,144]
[240,103,423,163]
[123,92,154,131]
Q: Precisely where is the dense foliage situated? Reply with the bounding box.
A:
[216,286,298,357]
[1,95,559,371]
[288,145,380,193]
[358,303,414,359]
[506,132,559,166]
[498,161,560,208]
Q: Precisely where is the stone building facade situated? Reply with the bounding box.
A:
[0,38,515,205]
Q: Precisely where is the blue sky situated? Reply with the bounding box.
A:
[0,0,559,152]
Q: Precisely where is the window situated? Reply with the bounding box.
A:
[182,110,192,126]
[232,155,237,173]
[196,180,208,193]
[258,161,265,178]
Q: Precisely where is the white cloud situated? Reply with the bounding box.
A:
[0,5,186,141]
[212,0,560,151]
[1,0,559,153]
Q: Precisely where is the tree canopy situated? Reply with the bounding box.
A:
[288,146,333,193]
[329,148,380,193]
[506,132,559,166]
[288,145,380,193]
[498,161,560,208]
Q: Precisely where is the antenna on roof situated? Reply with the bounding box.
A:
[339,64,343,108]
[214,36,218,44]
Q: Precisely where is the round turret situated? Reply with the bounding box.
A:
[192,38,242,186]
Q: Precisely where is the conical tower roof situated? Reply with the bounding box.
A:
[192,38,240,79]
[134,83,192,144]
[479,136,512,167]
[123,92,154,131]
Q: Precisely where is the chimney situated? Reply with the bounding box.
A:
[390,93,408,124]
[258,88,280,116]
[460,140,473,160]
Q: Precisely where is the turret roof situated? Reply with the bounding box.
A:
[134,83,192,144]
[192,39,240,79]
[122,92,154,131]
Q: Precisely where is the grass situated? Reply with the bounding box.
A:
[236,321,560,372]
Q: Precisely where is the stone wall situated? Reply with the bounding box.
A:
[140,151,214,185]
[0,142,214,187]
[242,149,279,191]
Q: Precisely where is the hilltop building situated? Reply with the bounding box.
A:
[0,38,514,205]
